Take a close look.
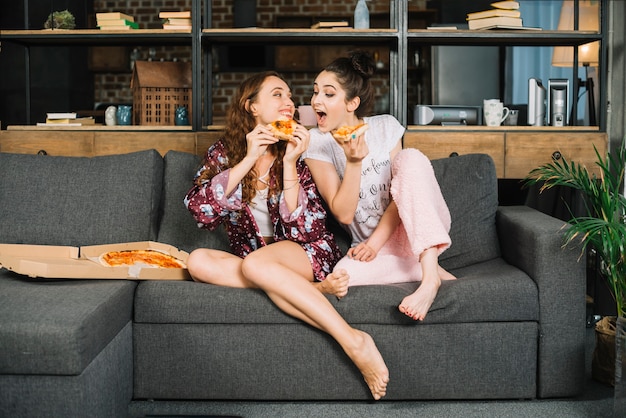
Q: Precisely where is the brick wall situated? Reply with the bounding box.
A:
[92,1,395,122]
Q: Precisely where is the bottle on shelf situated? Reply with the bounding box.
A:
[354,0,370,29]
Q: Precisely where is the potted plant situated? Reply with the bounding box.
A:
[524,139,625,404]
[43,10,76,30]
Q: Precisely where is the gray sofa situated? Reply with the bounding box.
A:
[0,148,586,417]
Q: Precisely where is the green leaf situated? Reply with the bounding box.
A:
[523,138,626,317]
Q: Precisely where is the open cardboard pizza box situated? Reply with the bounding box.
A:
[0,241,190,280]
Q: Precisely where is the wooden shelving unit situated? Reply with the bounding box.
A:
[0,0,607,129]
[198,0,606,128]
[0,0,609,179]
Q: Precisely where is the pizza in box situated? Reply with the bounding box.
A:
[97,249,187,269]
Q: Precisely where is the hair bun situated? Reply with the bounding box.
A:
[350,50,375,80]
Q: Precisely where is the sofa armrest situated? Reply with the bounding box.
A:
[496,205,586,398]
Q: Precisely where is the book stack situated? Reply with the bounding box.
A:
[310,21,349,29]
[96,12,138,30]
[466,1,522,30]
[37,112,96,127]
[159,11,192,30]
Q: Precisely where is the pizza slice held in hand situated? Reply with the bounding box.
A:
[331,123,369,143]
[268,118,297,141]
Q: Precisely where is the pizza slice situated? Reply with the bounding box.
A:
[331,123,369,143]
[99,249,187,269]
[268,118,297,141]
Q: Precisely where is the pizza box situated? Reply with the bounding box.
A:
[0,241,190,280]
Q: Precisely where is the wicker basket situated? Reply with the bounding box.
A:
[592,316,616,386]
[131,61,192,126]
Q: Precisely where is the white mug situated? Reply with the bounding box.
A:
[297,105,317,127]
[483,99,510,127]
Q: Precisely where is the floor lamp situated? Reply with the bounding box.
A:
[552,0,600,126]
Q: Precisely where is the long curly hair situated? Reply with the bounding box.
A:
[197,71,289,203]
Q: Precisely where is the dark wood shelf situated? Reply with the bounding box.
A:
[407,29,602,46]
[201,28,398,45]
[406,125,600,132]
[0,29,192,46]
[6,125,194,131]
[2,28,598,48]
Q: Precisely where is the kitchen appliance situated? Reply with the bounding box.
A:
[413,105,482,125]
[548,78,569,127]
[528,77,546,126]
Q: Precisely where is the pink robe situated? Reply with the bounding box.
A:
[335,148,451,285]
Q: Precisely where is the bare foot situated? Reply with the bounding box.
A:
[345,329,390,400]
[314,269,349,298]
[399,278,440,321]
[439,266,457,281]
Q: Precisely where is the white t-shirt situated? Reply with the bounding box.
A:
[305,114,405,245]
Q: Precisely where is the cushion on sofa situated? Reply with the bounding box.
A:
[134,256,538,327]
[0,149,163,246]
[0,272,136,375]
[431,153,501,270]
[157,150,230,253]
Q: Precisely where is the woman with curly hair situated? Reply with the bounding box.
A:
[184,71,389,400]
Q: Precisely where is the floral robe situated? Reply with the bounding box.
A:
[184,140,342,281]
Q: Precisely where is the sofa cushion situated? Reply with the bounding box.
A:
[0,271,136,375]
[431,153,500,270]
[0,150,163,246]
[157,150,230,253]
[134,257,538,326]
[0,322,133,418]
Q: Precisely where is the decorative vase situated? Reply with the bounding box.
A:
[116,105,132,126]
[175,106,189,126]
[615,316,626,415]
[354,0,370,29]
[104,106,117,126]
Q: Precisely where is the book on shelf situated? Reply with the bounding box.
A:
[36,123,95,127]
[490,0,519,9]
[96,12,134,22]
[162,24,192,30]
[158,11,191,19]
[427,25,458,30]
[482,25,541,31]
[467,8,521,21]
[97,24,138,30]
[468,16,522,30]
[311,21,349,29]
[162,17,192,30]
[164,18,192,26]
[97,19,139,29]
[46,112,77,119]
[38,117,96,126]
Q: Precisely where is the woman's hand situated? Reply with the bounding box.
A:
[336,131,369,163]
[246,124,278,160]
[347,241,378,262]
[283,123,310,165]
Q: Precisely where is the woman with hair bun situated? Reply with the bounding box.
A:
[305,51,456,322]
